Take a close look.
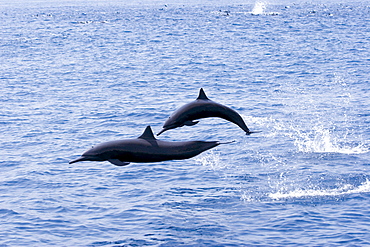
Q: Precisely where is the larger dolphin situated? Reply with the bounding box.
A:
[158,88,255,136]
[69,126,222,166]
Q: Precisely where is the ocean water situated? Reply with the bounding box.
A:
[1,1,370,246]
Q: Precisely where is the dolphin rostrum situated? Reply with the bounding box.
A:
[157,88,255,136]
[69,126,224,166]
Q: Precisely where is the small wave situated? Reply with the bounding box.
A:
[269,179,370,200]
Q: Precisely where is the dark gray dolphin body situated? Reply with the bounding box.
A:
[158,88,255,136]
[69,126,221,166]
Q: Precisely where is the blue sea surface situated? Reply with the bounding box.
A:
[1,1,370,246]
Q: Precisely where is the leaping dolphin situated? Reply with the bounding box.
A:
[69,126,223,166]
[158,88,256,136]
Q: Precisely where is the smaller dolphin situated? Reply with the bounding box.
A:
[158,88,256,136]
[69,126,224,166]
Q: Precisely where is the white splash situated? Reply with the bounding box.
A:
[250,1,279,16]
[251,1,266,15]
[241,114,368,154]
[195,151,225,170]
[269,179,370,200]
[293,126,368,154]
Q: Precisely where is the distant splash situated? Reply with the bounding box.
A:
[251,1,266,15]
[251,1,279,16]
[269,179,370,200]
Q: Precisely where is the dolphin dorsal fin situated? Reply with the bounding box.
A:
[138,126,156,140]
[197,88,209,100]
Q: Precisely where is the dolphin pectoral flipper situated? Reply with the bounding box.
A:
[184,120,199,126]
[108,159,130,166]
